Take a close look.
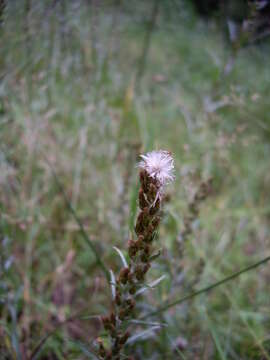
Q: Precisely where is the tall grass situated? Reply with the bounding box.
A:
[1,1,270,358]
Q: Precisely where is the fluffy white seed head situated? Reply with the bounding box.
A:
[139,150,175,188]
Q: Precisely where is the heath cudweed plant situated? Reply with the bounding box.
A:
[97,150,175,360]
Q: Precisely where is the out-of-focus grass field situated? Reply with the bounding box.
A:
[1,1,270,359]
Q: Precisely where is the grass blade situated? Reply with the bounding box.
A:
[8,305,22,360]
[143,255,270,318]
[135,275,166,296]
[110,269,116,300]
[45,157,110,282]
[127,325,161,345]
[113,246,128,268]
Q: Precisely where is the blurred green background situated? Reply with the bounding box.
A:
[1,1,270,359]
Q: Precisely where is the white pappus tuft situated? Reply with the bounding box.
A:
[139,150,175,189]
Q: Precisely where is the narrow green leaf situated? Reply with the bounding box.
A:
[113,247,128,268]
[143,255,270,318]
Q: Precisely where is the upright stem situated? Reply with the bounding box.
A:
[98,170,164,359]
[135,0,159,90]
[0,0,5,27]
[24,0,32,101]
[97,150,175,359]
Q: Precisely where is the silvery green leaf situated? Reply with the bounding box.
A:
[110,270,116,300]
[113,246,128,268]
[129,319,167,327]
[127,326,160,345]
[135,275,166,296]
[227,20,238,42]
[4,256,14,271]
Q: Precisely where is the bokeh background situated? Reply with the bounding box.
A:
[1,0,270,359]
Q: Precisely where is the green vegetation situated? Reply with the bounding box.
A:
[1,1,270,359]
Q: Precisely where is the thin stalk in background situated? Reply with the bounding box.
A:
[143,254,270,319]
[135,0,160,90]
[44,155,110,282]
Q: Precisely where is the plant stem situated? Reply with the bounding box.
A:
[45,156,110,282]
[143,255,270,318]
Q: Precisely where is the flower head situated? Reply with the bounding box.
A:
[139,150,175,188]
